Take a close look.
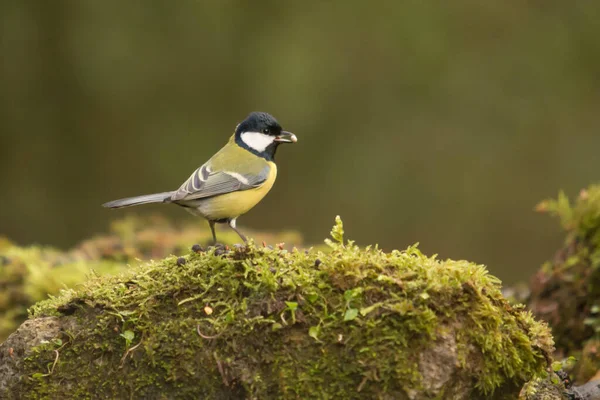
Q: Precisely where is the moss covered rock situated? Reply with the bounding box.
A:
[0,215,301,342]
[0,218,553,399]
[529,185,600,380]
[0,244,126,342]
[520,373,600,400]
[519,375,565,400]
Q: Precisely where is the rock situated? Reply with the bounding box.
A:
[0,317,74,393]
[0,217,553,399]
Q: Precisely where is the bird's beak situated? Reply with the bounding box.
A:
[274,131,297,143]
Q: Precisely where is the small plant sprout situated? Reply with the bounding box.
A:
[343,288,363,322]
[284,301,298,324]
[308,325,321,342]
[324,215,344,248]
[120,330,135,348]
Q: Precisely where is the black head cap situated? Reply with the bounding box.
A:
[235,112,283,137]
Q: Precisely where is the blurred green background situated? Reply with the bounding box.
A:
[1,1,599,284]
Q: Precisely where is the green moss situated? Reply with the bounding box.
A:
[519,375,564,400]
[0,215,301,341]
[0,245,126,340]
[13,217,552,399]
[530,185,600,355]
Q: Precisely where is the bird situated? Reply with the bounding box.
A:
[102,112,297,244]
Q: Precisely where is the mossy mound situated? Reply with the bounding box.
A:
[529,185,600,382]
[0,244,125,342]
[1,218,553,399]
[0,215,301,341]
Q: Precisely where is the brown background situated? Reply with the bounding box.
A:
[2,1,599,283]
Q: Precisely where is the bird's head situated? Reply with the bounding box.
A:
[235,112,297,160]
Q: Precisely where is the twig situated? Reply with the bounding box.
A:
[357,376,368,392]
[196,324,223,340]
[46,341,68,376]
[213,352,228,386]
[48,350,60,375]
[119,341,142,368]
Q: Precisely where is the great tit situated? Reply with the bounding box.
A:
[102,112,297,243]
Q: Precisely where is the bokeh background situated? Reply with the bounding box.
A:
[1,1,599,284]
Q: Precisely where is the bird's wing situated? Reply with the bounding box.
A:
[170,150,271,201]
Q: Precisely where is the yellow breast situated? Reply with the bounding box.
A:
[197,162,277,220]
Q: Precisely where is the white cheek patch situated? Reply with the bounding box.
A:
[240,131,275,152]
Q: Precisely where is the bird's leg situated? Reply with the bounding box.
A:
[208,220,218,245]
[228,218,247,243]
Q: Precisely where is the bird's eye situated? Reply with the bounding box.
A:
[263,128,270,134]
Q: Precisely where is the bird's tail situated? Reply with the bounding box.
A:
[102,191,174,209]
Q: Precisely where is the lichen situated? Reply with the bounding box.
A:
[7,217,552,399]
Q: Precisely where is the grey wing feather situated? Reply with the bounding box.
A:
[170,164,269,201]
[103,191,173,208]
